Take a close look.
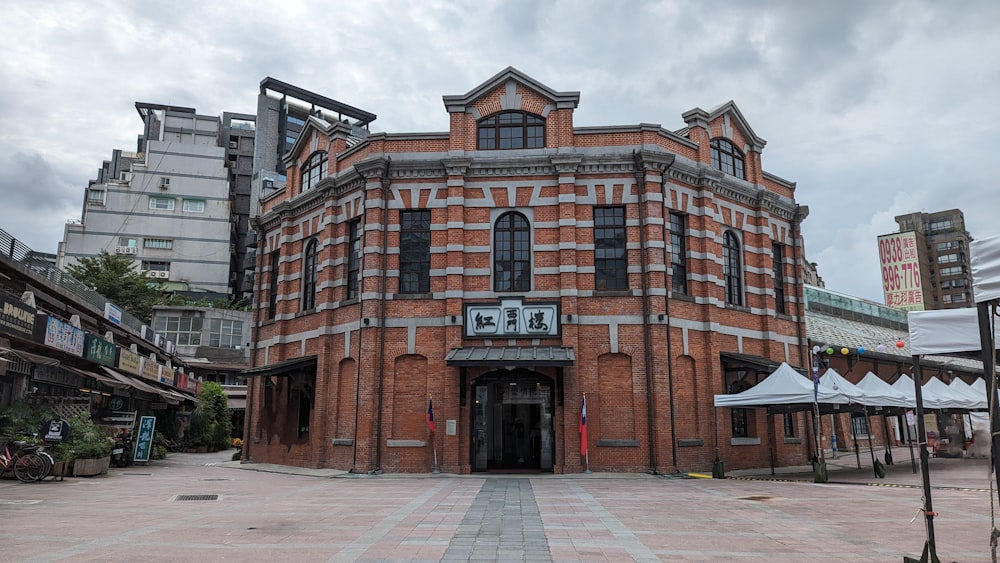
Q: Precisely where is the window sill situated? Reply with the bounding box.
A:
[595,439,639,447]
[594,289,632,296]
[396,293,432,300]
[295,308,317,318]
[731,437,761,446]
[783,437,803,444]
[387,440,426,448]
[670,293,695,303]
[725,304,751,313]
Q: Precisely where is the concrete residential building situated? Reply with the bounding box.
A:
[243,67,812,475]
[59,103,233,296]
[894,209,974,309]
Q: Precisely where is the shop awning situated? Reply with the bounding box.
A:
[242,356,317,377]
[101,366,179,404]
[63,366,130,390]
[227,397,246,410]
[9,350,61,366]
[445,346,575,367]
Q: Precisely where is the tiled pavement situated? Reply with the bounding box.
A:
[1,447,997,562]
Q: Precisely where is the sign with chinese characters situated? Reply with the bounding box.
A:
[464,299,559,338]
[877,231,925,311]
[42,315,85,356]
[118,348,142,375]
[85,334,118,367]
[141,357,160,381]
[133,416,156,462]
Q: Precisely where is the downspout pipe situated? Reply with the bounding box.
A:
[792,205,810,457]
[372,157,392,474]
[633,151,659,475]
[243,218,264,463]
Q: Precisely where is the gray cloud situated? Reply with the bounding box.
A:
[1,0,998,303]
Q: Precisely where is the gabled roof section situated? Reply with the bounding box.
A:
[442,66,580,114]
[282,117,353,169]
[681,100,766,151]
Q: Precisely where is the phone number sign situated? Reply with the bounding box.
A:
[877,231,924,311]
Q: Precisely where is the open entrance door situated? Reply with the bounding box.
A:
[471,370,554,473]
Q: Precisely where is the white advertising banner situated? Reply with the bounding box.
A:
[878,231,924,311]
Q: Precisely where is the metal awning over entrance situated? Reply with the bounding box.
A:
[241,355,318,377]
[446,346,575,367]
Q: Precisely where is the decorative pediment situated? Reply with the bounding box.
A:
[681,100,766,152]
[442,66,579,117]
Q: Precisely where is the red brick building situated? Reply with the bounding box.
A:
[244,68,811,474]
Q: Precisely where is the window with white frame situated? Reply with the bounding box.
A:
[87,188,106,204]
[149,197,175,210]
[144,238,173,250]
[210,318,244,348]
[152,315,203,346]
[119,237,137,248]
[182,199,206,212]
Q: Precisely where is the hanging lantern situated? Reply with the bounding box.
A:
[857,346,866,355]
[841,347,849,355]
[826,347,834,355]
[812,345,821,354]
[876,343,887,353]
[896,340,905,348]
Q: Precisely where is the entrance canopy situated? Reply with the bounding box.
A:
[241,355,317,377]
[446,346,574,367]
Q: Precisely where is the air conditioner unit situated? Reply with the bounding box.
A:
[159,177,170,189]
[115,246,137,255]
[144,270,158,278]
[155,271,170,279]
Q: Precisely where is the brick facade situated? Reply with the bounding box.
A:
[246,68,813,474]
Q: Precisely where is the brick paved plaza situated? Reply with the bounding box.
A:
[1,448,995,562]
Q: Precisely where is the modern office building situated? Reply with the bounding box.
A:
[58,103,233,297]
[242,67,814,474]
[241,78,377,299]
[893,209,974,309]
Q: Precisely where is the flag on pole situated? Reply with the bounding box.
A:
[426,397,435,433]
[579,394,588,456]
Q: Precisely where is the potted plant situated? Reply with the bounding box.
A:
[63,412,113,476]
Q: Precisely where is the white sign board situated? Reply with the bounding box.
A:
[877,231,924,311]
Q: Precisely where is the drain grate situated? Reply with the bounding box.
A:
[173,494,220,501]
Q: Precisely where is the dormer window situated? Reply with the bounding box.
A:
[302,151,328,191]
[710,138,745,180]
[478,111,545,150]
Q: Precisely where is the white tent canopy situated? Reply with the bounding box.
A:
[972,233,1000,303]
[820,368,865,404]
[713,362,852,409]
[948,378,987,410]
[855,371,912,409]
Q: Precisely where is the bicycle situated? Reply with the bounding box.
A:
[0,441,51,482]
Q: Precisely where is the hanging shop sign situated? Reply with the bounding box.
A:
[85,333,118,367]
[0,292,36,339]
[118,348,142,376]
[133,416,156,462]
[39,315,85,357]
[877,231,925,311]
[141,357,160,381]
[464,299,560,338]
[159,370,176,386]
[104,302,123,325]
[41,419,72,444]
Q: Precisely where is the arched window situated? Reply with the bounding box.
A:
[301,238,318,311]
[723,230,744,306]
[478,111,545,150]
[494,212,531,292]
[710,138,745,180]
[301,151,328,191]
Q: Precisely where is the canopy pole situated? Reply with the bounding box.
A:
[865,410,879,478]
[882,415,894,465]
[850,413,861,469]
[975,301,1000,513]
[912,358,938,560]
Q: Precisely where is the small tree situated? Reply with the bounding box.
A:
[65,251,163,322]
[189,382,233,451]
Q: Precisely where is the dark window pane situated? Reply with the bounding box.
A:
[710,138,745,180]
[400,210,431,293]
[494,211,531,292]
[594,207,627,290]
[478,111,545,151]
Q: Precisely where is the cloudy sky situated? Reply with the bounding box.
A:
[1,0,997,303]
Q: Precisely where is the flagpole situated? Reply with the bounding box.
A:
[582,393,591,474]
[429,395,440,474]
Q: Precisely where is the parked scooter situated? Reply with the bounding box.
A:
[110,432,133,467]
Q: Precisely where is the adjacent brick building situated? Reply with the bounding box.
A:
[244,68,811,474]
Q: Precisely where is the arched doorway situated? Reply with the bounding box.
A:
[470,369,554,473]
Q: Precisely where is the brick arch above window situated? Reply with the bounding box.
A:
[478,111,545,150]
